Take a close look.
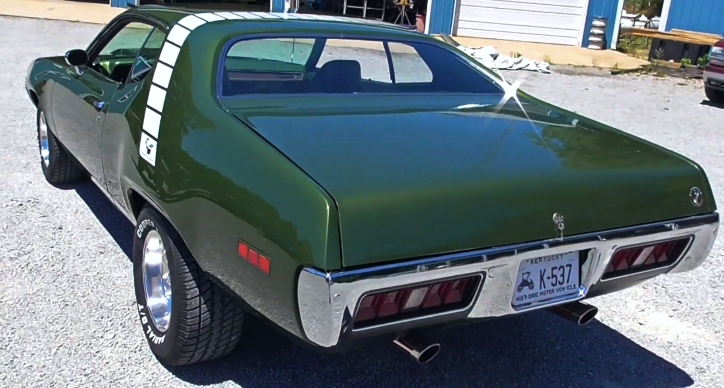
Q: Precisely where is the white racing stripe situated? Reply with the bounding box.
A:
[215,12,244,20]
[139,13,212,166]
[158,42,181,67]
[196,12,226,22]
[248,12,278,19]
[138,11,370,167]
[151,62,173,89]
[142,108,162,139]
[166,25,191,46]
[290,13,316,20]
[177,14,206,30]
[231,12,252,19]
[146,85,167,113]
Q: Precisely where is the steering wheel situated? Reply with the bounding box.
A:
[109,48,137,57]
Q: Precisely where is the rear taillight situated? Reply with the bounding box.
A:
[603,237,691,280]
[353,275,481,329]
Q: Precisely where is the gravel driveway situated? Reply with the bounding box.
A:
[1,16,723,388]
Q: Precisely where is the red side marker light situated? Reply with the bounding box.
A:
[248,249,259,267]
[238,242,248,258]
[238,241,271,276]
[258,255,271,276]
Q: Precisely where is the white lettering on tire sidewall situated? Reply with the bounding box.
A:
[137,303,166,345]
[136,219,155,239]
[136,217,165,345]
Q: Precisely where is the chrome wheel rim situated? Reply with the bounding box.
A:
[38,112,50,167]
[142,230,172,333]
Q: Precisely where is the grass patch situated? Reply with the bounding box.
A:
[616,35,652,60]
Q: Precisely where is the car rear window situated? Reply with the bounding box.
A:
[220,37,502,96]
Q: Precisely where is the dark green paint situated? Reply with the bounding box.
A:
[25,6,717,342]
[227,94,715,267]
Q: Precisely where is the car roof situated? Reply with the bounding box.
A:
[126,5,422,38]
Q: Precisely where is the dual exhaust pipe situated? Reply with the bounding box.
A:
[393,332,441,364]
[548,300,599,326]
[392,300,597,364]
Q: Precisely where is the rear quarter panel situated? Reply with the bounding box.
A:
[117,20,342,340]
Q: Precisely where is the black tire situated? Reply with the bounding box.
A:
[133,205,245,366]
[36,108,84,185]
[705,86,724,104]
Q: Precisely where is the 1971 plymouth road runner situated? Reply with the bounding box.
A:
[25,5,720,366]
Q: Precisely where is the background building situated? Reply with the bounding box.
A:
[431,0,624,49]
[108,0,723,50]
[659,0,724,37]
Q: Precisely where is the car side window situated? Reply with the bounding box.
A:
[387,42,433,84]
[226,38,314,67]
[222,38,315,95]
[317,39,392,83]
[89,22,155,84]
[128,27,168,83]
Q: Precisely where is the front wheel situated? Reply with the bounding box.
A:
[132,205,245,366]
[705,86,724,104]
[36,108,84,185]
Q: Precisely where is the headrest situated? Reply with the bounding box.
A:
[311,60,362,93]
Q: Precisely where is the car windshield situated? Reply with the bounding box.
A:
[219,36,503,96]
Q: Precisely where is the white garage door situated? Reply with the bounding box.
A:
[455,0,589,46]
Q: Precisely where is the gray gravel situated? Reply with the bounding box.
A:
[1,15,724,388]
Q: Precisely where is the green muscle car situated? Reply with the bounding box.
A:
[25,5,720,366]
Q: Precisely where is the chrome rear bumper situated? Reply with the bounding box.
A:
[297,213,719,348]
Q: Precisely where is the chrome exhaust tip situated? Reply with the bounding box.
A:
[392,333,441,364]
[549,300,598,325]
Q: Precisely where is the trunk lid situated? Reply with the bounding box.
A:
[225,94,712,268]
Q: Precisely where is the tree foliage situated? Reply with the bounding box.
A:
[624,0,664,18]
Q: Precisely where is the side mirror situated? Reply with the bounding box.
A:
[65,49,88,67]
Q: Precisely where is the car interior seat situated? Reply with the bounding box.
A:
[308,60,362,93]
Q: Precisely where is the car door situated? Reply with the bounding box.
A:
[50,19,156,184]
[101,26,168,205]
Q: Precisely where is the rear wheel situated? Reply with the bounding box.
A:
[36,108,84,185]
[132,205,245,366]
[705,86,724,104]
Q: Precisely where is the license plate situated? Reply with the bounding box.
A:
[512,251,580,307]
